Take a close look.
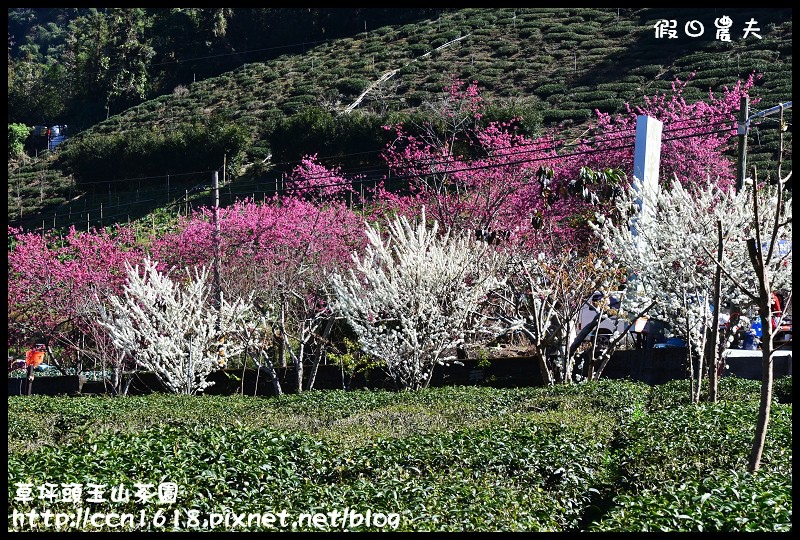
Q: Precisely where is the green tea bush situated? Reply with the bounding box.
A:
[614,402,792,488]
[571,90,617,101]
[596,81,640,93]
[580,38,615,50]
[7,418,616,531]
[535,83,567,96]
[542,109,591,123]
[9,387,624,531]
[534,379,650,425]
[517,28,541,40]
[335,77,370,96]
[590,469,791,532]
[772,375,792,404]
[59,119,251,188]
[646,376,763,412]
[408,43,428,57]
[7,382,791,532]
[586,98,622,111]
[494,44,519,56]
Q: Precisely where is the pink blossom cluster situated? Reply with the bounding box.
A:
[8,224,142,351]
[366,75,757,251]
[7,73,759,362]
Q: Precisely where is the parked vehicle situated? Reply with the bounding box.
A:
[577,291,645,348]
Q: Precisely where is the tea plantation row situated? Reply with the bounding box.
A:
[7,376,792,532]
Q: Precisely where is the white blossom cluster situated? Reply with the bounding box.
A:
[724,182,792,300]
[98,257,260,394]
[330,209,504,390]
[591,177,792,359]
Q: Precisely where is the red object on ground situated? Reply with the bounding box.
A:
[25,349,44,367]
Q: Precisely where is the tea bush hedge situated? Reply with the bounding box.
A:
[7,378,791,532]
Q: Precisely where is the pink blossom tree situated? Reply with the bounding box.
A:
[285,153,354,200]
[578,73,758,191]
[151,195,364,391]
[371,74,756,252]
[7,224,142,386]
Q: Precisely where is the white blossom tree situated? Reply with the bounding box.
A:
[716,170,792,473]
[591,176,791,404]
[98,257,260,394]
[330,209,503,390]
[591,177,748,401]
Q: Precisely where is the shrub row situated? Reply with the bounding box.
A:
[58,119,252,189]
[7,377,791,531]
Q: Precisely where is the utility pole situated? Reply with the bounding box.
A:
[211,171,222,315]
[736,99,792,193]
[736,95,749,193]
[631,114,663,236]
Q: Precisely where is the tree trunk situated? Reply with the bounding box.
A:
[748,311,774,474]
[294,341,305,393]
[305,349,321,392]
[533,348,554,387]
[707,220,724,402]
[568,312,601,357]
[111,362,121,396]
[278,303,287,368]
[694,310,707,403]
[683,295,698,404]
[562,325,576,383]
[424,353,438,389]
[305,316,334,391]
[121,372,134,397]
[746,237,773,473]
[258,351,282,396]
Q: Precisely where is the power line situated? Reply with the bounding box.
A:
[237,118,735,184]
[223,126,734,199]
[85,106,738,175]
[244,123,735,186]
[233,130,727,194]
[15,125,744,233]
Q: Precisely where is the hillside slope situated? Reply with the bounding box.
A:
[8,7,792,231]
